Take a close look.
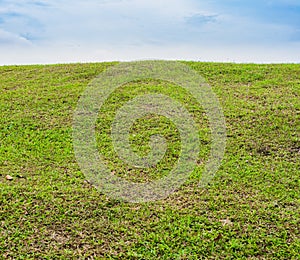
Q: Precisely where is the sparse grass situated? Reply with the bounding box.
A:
[0,62,299,259]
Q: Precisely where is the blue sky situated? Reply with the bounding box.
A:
[0,0,299,64]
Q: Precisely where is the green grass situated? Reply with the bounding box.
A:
[0,62,299,259]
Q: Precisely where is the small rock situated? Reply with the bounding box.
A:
[5,175,13,181]
[220,218,233,226]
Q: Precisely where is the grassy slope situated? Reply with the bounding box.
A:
[0,62,299,259]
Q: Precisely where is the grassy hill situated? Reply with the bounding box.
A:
[0,62,299,259]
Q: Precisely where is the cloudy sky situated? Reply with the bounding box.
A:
[0,0,300,64]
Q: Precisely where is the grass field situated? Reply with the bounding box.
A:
[0,62,299,259]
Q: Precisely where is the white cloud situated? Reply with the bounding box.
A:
[0,28,32,46]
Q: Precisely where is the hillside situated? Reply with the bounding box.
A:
[0,62,299,258]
